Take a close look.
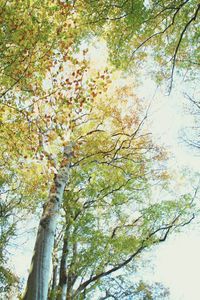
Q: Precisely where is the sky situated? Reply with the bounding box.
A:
[153,228,200,300]
[136,73,200,300]
[8,41,200,300]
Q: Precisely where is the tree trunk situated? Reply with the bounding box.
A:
[52,264,58,292]
[56,228,69,300]
[48,247,58,300]
[23,145,73,300]
[66,288,72,300]
[50,263,58,300]
[66,242,78,300]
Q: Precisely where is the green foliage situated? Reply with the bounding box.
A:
[0,0,87,99]
[0,2,198,298]
[80,0,200,88]
[0,176,19,295]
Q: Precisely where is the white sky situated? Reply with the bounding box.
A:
[154,228,200,300]
[9,41,200,300]
[135,77,200,299]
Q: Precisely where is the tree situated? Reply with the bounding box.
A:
[2,1,198,96]
[0,43,195,299]
[44,80,195,299]
[49,184,193,299]
[0,2,198,299]
[0,0,86,100]
[18,50,112,299]
[79,0,200,91]
[1,48,112,299]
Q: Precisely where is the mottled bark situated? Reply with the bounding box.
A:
[23,145,73,300]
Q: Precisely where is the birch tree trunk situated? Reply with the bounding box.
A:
[23,145,73,300]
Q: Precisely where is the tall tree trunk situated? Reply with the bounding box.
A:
[52,264,58,292]
[49,263,58,300]
[48,243,58,300]
[66,288,72,300]
[66,242,78,300]
[56,227,69,300]
[23,145,73,300]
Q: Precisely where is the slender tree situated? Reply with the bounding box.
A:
[14,52,111,299]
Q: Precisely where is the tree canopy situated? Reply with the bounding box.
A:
[0,1,199,299]
[79,0,200,90]
[1,0,199,96]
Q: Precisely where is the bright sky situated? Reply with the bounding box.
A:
[135,77,200,299]
[9,41,200,300]
[154,228,200,300]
